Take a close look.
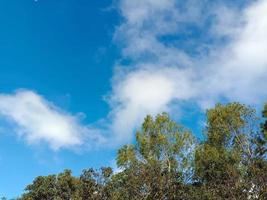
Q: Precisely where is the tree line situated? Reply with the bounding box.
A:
[6,102,267,199]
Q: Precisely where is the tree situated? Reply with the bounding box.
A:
[56,170,80,199]
[78,167,114,200]
[115,113,196,199]
[195,103,258,199]
[246,103,267,199]
[19,168,115,200]
[256,103,267,158]
[20,175,57,200]
[78,168,98,199]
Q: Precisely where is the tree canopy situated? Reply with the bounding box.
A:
[11,102,267,199]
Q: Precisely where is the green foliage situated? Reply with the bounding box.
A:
[114,113,196,199]
[16,103,267,199]
[195,103,260,198]
[19,168,114,200]
[196,103,254,177]
[257,103,267,157]
[245,103,267,199]
[21,175,57,200]
[117,113,196,178]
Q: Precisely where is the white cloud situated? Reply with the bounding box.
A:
[108,0,267,143]
[0,90,102,150]
[205,0,267,104]
[109,67,195,142]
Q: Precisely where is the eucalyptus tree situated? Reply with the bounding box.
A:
[195,103,263,199]
[246,103,267,199]
[115,113,196,199]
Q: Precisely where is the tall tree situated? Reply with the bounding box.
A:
[246,103,267,199]
[115,113,196,199]
[195,103,258,199]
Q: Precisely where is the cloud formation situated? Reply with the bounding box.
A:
[0,90,102,150]
[0,0,266,149]
[108,0,267,142]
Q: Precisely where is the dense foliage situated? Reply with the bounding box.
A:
[11,103,267,199]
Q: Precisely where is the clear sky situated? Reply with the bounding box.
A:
[0,0,266,198]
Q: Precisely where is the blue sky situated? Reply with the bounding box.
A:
[0,0,267,198]
[0,0,119,197]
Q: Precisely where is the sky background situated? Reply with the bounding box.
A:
[0,0,267,198]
